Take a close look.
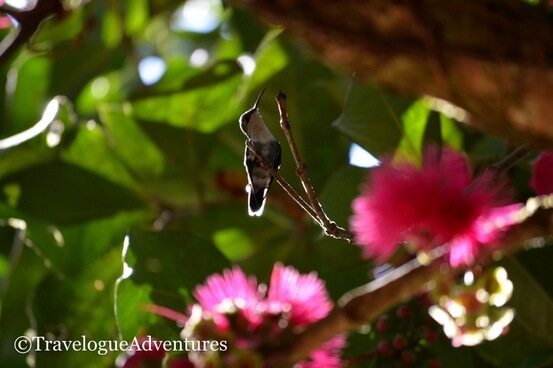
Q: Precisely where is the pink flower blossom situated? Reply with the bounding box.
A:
[186,263,345,367]
[297,335,346,368]
[530,151,553,195]
[193,266,260,329]
[350,147,521,267]
[266,263,333,327]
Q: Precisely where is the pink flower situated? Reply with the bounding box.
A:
[297,335,346,368]
[186,263,345,367]
[266,263,333,327]
[350,147,521,267]
[193,266,260,329]
[530,151,553,195]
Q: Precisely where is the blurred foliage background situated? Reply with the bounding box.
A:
[0,0,551,367]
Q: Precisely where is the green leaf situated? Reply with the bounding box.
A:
[125,0,148,35]
[32,7,85,45]
[247,28,287,91]
[213,227,256,261]
[33,249,123,368]
[440,114,463,150]
[115,230,229,340]
[0,244,49,368]
[397,99,431,158]
[6,55,52,134]
[98,104,166,178]
[476,321,553,368]
[26,210,149,277]
[0,146,54,178]
[499,256,553,348]
[319,165,366,233]
[332,83,414,157]
[131,60,243,133]
[0,160,146,224]
[102,9,123,48]
[62,123,139,190]
[76,72,126,116]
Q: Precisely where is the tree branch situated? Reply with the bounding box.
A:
[229,0,553,148]
[0,0,65,65]
[274,92,353,240]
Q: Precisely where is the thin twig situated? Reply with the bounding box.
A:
[490,144,531,174]
[246,140,321,224]
[466,144,531,194]
[275,91,353,241]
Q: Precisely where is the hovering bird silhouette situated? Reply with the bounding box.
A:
[239,90,281,216]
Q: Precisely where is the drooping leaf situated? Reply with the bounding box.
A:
[332,83,414,158]
[499,256,553,348]
[0,160,146,224]
[115,230,229,340]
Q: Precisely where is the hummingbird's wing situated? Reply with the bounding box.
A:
[266,140,281,189]
[243,140,281,216]
[244,144,269,216]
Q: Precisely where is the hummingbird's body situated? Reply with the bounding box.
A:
[239,90,281,216]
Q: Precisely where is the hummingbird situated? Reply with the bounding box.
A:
[239,89,281,216]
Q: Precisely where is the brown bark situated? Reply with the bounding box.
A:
[230,0,553,148]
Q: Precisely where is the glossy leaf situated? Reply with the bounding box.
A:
[332,83,413,158]
[6,55,52,133]
[131,60,243,133]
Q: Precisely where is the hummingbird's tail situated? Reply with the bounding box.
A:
[248,186,267,216]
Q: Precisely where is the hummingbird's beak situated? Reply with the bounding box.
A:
[253,89,266,110]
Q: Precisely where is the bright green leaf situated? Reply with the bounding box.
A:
[62,123,138,190]
[98,104,166,178]
[125,0,148,35]
[131,60,242,133]
[213,227,255,261]
[7,55,52,133]
[397,99,431,158]
[102,9,123,48]
[440,114,463,150]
